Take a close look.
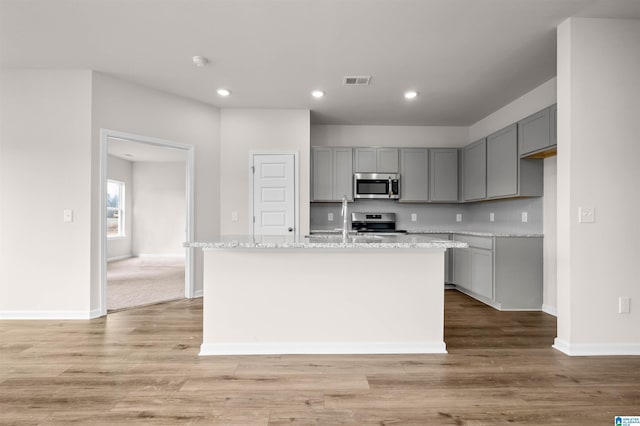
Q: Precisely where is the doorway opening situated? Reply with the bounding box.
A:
[99,129,195,315]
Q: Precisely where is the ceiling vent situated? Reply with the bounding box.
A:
[343,76,371,86]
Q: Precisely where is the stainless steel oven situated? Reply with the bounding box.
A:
[354,173,400,199]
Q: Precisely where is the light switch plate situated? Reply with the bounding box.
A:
[579,207,595,223]
[231,211,239,222]
[63,209,73,223]
[456,213,462,223]
[521,212,528,223]
[489,212,495,222]
[328,213,334,221]
[411,213,417,222]
[619,297,631,314]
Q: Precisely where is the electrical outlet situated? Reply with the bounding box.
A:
[619,297,631,314]
[328,213,334,221]
[521,212,528,223]
[579,207,595,223]
[489,212,495,222]
[411,213,417,222]
[456,213,462,223]
[231,211,239,222]
[63,209,73,223]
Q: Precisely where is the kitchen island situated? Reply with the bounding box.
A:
[188,234,466,356]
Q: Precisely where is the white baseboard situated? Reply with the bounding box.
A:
[193,289,203,298]
[137,253,185,258]
[542,304,558,317]
[553,338,640,356]
[107,255,132,262]
[0,310,98,320]
[200,341,447,356]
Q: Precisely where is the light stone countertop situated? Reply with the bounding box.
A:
[186,234,467,250]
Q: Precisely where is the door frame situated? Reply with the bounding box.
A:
[248,151,299,237]
[99,129,195,316]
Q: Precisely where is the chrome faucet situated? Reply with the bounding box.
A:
[341,195,349,239]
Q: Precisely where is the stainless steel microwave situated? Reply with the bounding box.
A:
[354,173,400,199]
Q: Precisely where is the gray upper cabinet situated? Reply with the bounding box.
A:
[463,139,487,201]
[311,147,332,201]
[333,148,354,200]
[355,148,399,173]
[518,105,558,157]
[518,105,556,157]
[487,123,518,198]
[429,148,459,202]
[311,147,353,201]
[550,103,557,147]
[399,148,429,202]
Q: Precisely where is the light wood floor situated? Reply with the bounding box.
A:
[1,290,639,425]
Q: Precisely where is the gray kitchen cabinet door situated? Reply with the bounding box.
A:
[487,124,518,198]
[311,147,333,201]
[333,148,353,200]
[399,148,428,202]
[430,148,459,202]
[452,247,471,290]
[463,139,487,201]
[354,148,377,172]
[471,248,493,300]
[550,104,557,147]
[377,148,399,173]
[518,107,551,156]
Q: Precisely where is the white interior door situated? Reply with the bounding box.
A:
[252,154,295,235]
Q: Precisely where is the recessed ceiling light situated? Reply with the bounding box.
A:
[217,88,231,97]
[192,56,209,67]
[404,90,418,100]
[311,90,325,98]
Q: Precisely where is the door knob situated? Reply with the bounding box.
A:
[288,227,294,232]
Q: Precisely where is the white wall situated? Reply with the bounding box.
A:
[311,125,468,148]
[220,109,311,236]
[555,18,640,355]
[107,155,133,261]
[132,161,186,256]
[468,78,557,142]
[91,72,221,305]
[0,70,93,318]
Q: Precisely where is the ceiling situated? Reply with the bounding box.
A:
[2,0,640,126]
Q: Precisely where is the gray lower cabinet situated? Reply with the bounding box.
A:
[354,147,399,173]
[452,246,470,289]
[518,104,557,157]
[311,147,353,201]
[452,234,543,310]
[399,148,429,202]
[471,248,493,299]
[429,148,459,202]
[463,139,487,201]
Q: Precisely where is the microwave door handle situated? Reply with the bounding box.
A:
[388,177,392,198]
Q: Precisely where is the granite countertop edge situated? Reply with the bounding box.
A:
[185,237,467,250]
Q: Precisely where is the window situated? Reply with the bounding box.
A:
[107,180,125,238]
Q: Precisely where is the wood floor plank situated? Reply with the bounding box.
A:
[1,291,639,425]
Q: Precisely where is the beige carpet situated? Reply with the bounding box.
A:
[107,257,185,311]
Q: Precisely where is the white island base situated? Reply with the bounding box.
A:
[200,247,447,355]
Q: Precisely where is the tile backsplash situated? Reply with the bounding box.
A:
[310,197,543,234]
